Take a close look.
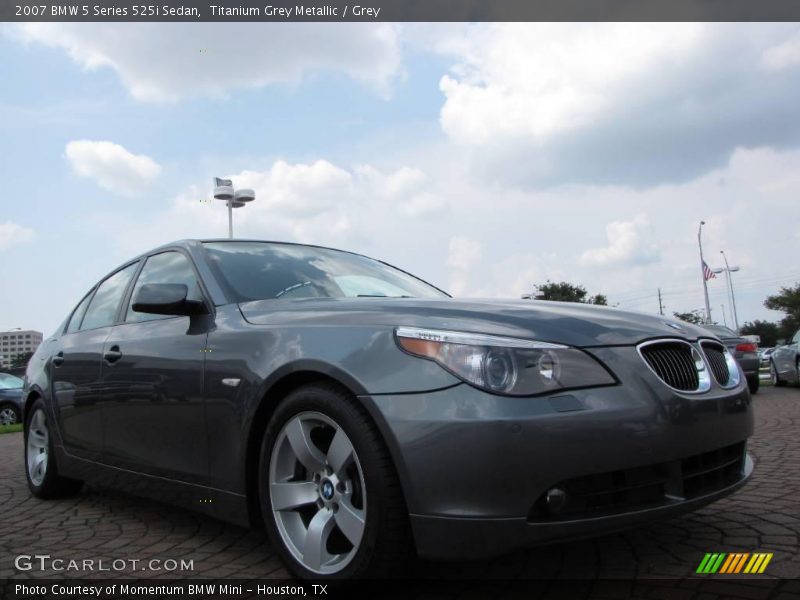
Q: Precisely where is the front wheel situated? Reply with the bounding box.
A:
[0,403,20,426]
[24,399,83,498]
[259,383,411,579]
[770,361,786,387]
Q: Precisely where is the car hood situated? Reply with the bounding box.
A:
[0,388,23,401]
[239,297,709,347]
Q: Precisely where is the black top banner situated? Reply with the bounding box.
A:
[4,0,800,22]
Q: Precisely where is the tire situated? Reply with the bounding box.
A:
[770,361,786,387]
[258,382,411,579]
[24,399,83,498]
[747,375,760,395]
[0,403,20,426]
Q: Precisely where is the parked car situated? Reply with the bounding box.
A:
[699,325,760,394]
[758,347,775,367]
[769,329,800,386]
[23,240,754,579]
[0,372,24,425]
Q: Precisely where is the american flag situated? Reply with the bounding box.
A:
[703,260,716,281]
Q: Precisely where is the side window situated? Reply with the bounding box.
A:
[80,263,139,331]
[65,292,94,333]
[126,251,202,323]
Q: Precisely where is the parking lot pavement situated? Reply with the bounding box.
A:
[0,387,798,584]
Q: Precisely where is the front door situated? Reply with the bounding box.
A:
[98,250,211,484]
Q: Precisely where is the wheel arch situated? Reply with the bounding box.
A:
[242,362,407,528]
[23,387,44,424]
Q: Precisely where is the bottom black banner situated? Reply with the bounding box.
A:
[0,578,796,600]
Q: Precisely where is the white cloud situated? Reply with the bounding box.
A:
[111,159,449,258]
[446,235,482,295]
[447,235,482,270]
[12,23,402,101]
[580,214,661,267]
[233,160,353,216]
[65,140,161,195]
[0,222,35,251]
[430,23,800,187]
[762,29,800,71]
[437,23,703,145]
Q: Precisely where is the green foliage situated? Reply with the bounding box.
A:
[740,320,781,347]
[0,423,23,435]
[764,284,800,342]
[532,281,608,305]
[9,351,34,370]
[672,310,707,325]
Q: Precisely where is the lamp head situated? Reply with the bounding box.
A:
[234,188,255,203]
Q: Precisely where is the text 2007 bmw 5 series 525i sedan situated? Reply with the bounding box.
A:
[23,239,754,578]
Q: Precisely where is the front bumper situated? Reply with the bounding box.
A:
[360,345,754,560]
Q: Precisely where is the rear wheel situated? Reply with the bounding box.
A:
[259,383,411,579]
[0,403,20,426]
[747,375,760,394]
[770,361,786,387]
[24,399,83,498]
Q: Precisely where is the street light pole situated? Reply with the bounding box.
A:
[720,250,740,332]
[698,221,713,324]
[213,178,256,239]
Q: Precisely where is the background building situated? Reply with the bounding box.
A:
[0,329,43,369]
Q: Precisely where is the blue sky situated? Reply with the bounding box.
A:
[2,23,800,336]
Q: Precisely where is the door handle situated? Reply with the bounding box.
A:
[52,352,64,367]
[104,346,123,363]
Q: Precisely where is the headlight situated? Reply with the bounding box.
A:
[395,327,616,396]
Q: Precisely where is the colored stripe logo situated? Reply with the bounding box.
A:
[696,552,773,574]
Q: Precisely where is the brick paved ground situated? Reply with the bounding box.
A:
[0,386,798,586]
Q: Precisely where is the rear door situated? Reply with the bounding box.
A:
[98,250,211,484]
[52,263,139,459]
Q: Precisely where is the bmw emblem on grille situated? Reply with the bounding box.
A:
[665,321,684,331]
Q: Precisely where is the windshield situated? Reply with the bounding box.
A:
[203,242,448,302]
[0,373,23,389]
[704,325,738,338]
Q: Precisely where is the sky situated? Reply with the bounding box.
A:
[2,22,800,337]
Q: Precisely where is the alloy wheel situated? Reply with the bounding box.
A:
[0,407,17,426]
[269,411,366,575]
[27,408,49,486]
[770,363,779,386]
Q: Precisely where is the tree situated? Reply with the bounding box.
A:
[9,351,34,370]
[765,283,800,318]
[739,320,781,347]
[531,281,607,305]
[673,310,707,325]
[764,283,800,342]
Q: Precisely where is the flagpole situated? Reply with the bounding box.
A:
[698,221,712,324]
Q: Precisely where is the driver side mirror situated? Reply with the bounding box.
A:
[132,283,207,316]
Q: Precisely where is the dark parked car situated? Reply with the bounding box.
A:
[700,325,760,394]
[23,240,754,578]
[770,328,800,386]
[0,372,24,425]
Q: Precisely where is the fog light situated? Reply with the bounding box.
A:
[545,487,567,514]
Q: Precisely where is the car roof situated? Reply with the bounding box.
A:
[143,239,369,261]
